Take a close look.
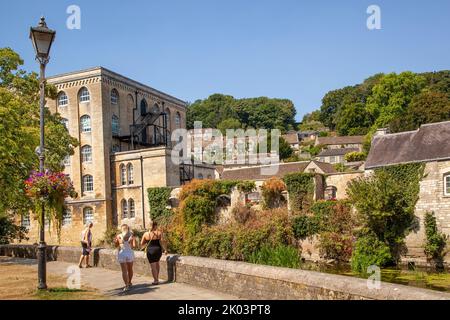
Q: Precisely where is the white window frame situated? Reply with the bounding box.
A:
[58,92,68,107]
[83,175,94,192]
[127,163,134,185]
[120,164,127,186]
[81,145,92,163]
[112,115,120,136]
[121,199,128,219]
[61,118,69,129]
[444,174,450,196]
[128,199,135,218]
[62,209,72,226]
[83,207,94,224]
[111,89,119,105]
[79,88,90,103]
[80,115,91,133]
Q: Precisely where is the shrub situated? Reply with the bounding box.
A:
[283,173,315,213]
[147,187,173,220]
[248,244,301,268]
[351,233,392,274]
[232,204,254,224]
[292,215,319,239]
[181,195,216,236]
[345,151,366,162]
[98,227,119,247]
[261,177,286,209]
[236,181,256,193]
[424,212,448,269]
[0,215,28,244]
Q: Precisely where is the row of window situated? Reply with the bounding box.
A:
[21,207,94,228]
[121,199,136,219]
[62,114,121,135]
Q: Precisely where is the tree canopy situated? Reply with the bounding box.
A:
[0,47,78,216]
[187,94,296,132]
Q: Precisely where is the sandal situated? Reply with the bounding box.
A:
[85,265,92,268]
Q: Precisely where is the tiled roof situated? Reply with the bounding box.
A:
[365,121,450,169]
[318,148,359,157]
[282,133,299,144]
[317,135,364,146]
[221,161,309,180]
[310,161,337,174]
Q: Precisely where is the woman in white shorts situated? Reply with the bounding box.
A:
[114,224,136,291]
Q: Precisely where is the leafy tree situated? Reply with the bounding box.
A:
[0,47,78,216]
[217,118,242,134]
[335,102,371,136]
[278,136,294,160]
[0,214,28,244]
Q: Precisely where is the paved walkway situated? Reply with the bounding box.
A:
[0,257,237,300]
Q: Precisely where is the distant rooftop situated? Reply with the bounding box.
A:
[317,135,364,145]
[365,121,450,169]
[318,148,359,157]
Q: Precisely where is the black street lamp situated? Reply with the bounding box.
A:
[29,16,56,290]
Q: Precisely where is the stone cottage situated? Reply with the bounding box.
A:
[365,121,450,264]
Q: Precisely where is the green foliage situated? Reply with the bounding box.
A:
[99,228,119,247]
[301,144,323,157]
[261,177,286,209]
[236,180,256,193]
[333,163,347,172]
[351,233,393,274]
[348,163,425,262]
[279,136,294,160]
[283,173,315,213]
[147,187,173,220]
[182,195,216,236]
[345,151,366,162]
[424,212,448,268]
[248,244,301,268]
[187,94,296,132]
[217,118,242,134]
[292,215,319,239]
[0,214,28,244]
[0,47,78,217]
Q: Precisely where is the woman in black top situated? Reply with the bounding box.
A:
[141,221,167,285]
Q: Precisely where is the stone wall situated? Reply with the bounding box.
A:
[325,171,364,199]
[1,244,449,300]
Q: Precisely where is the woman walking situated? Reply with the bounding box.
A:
[114,224,136,291]
[141,221,167,285]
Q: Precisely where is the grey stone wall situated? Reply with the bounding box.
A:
[1,245,449,300]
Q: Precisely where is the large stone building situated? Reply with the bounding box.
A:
[365,121,450,264]
[21,67,214,245]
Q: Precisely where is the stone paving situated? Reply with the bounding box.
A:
[0,257,237,300]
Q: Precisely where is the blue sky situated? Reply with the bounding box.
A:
[1,0,449,121]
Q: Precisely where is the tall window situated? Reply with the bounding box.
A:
[62,209,72,226]
[83,207,94,224]
[79,87,90,103]
[444,174,450,196]
[112,115,120,136]
[140,99,147,116]
[120,164,126,185]
[21,214,31,229]
[81,145,92,162]
[128,199,135,218]
[80,115,91,133]
[127,163,134,184]
[175,112,181,128]
[83,175,94,192]
[121,199,128,218]
[58,92,68,107]
[61,118,69,129]
[111,89,119,104]
[63,155,70,166]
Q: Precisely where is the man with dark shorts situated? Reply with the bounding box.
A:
[78,222,93,268]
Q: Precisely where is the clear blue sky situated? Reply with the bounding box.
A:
[1,0,449,121]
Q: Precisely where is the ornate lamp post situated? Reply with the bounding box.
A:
[29,16,56,290]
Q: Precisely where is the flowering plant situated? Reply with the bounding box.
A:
[24,171,77,240]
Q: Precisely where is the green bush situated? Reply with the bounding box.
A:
[248,244,301,269]
[182,195,216,236]
[0,215,28,244]
[351,233,392,274]
[424,212,448,268]
[99,227,119,247]
[292,215,319,239]
[283,173,315,213]
[236,180,256,193]
[147,187,173,220]
[344,151,366,162]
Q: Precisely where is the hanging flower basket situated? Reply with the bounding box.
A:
[24,170,77,240]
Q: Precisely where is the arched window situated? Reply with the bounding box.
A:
[58,92,68,107]
[128,199,135,218]
[151,103,160,114]
[61,118,69,129]
[81,145,92,163]
[80,115,91,133]
[83,207,94,224]
[165,108,171,131]
[121,199,128,218]
[82,175,94,192]
[140,99,147,116]
[62,209,72,226]
[111,89,119,105]
[112,115,120,136]
[175,112,181,128]
[127,163,134,184]
[79,87,90,103]
[444,173,450,196]
[120,164,126,185]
